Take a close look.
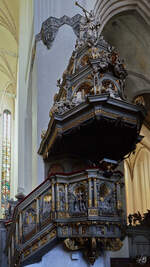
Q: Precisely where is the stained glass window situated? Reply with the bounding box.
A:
[1,110,11,217]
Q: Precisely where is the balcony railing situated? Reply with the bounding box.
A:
[5,168,124,267]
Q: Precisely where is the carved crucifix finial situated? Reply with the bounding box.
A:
[75,1,90,21]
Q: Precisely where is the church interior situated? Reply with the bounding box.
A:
[0,0,150,266]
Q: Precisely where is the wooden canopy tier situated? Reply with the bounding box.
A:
[38,94,145,162]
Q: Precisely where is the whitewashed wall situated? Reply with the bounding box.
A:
[26,244,110,267]
[34,0,96,184]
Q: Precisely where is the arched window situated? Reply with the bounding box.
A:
[1,109,11,217]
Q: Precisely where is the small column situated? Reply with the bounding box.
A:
[36,198,40,230]
[56,183,60,211]
[116,182,122,210]
[52,182,55,212]
[65,184,68,211]
[88,178,92,208]
[94,178,98,208]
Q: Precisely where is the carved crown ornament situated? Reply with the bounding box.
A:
[48,4,128,119]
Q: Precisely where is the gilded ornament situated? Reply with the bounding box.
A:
[32,242,39,252]
[41,130,46,139]
[134,95,145,107]
[64,238,79,250]
[40,236,47,246]
[50,229,56,239]
[23,249,30,258]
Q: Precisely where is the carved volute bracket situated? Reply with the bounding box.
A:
[64,237,123,265]
[36,14,82,49]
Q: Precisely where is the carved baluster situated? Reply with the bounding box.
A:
[19,212,23,243]
[65,184,68,211]
[8,247,11,267]
[15,219,19,244]
[36,198,40,230]
[88,178,92,208]
[94,178,98,208]
[56,183,60,211]
[52,182,55,212]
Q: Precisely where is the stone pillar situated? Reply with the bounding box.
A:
[24,74,33,194]
[16,0,34,195]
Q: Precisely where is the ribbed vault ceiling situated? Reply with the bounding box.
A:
[0,0,19,100]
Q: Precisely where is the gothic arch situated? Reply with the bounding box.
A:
[132,90,150,100]
[95,0,150,32]
[72,79,93,97]
[99,7,150,101]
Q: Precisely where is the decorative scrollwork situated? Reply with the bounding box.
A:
[128,209,150,226]
[40,14,82,49]
[64,237,123,265]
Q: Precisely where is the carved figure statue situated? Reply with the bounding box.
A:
[128,214,133,226]
[132,211,142,225]
[106,82,117,98]
[75,1,101,47]
[73,187,86,212]
[74,191,86,212]
[129,209,150,227]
